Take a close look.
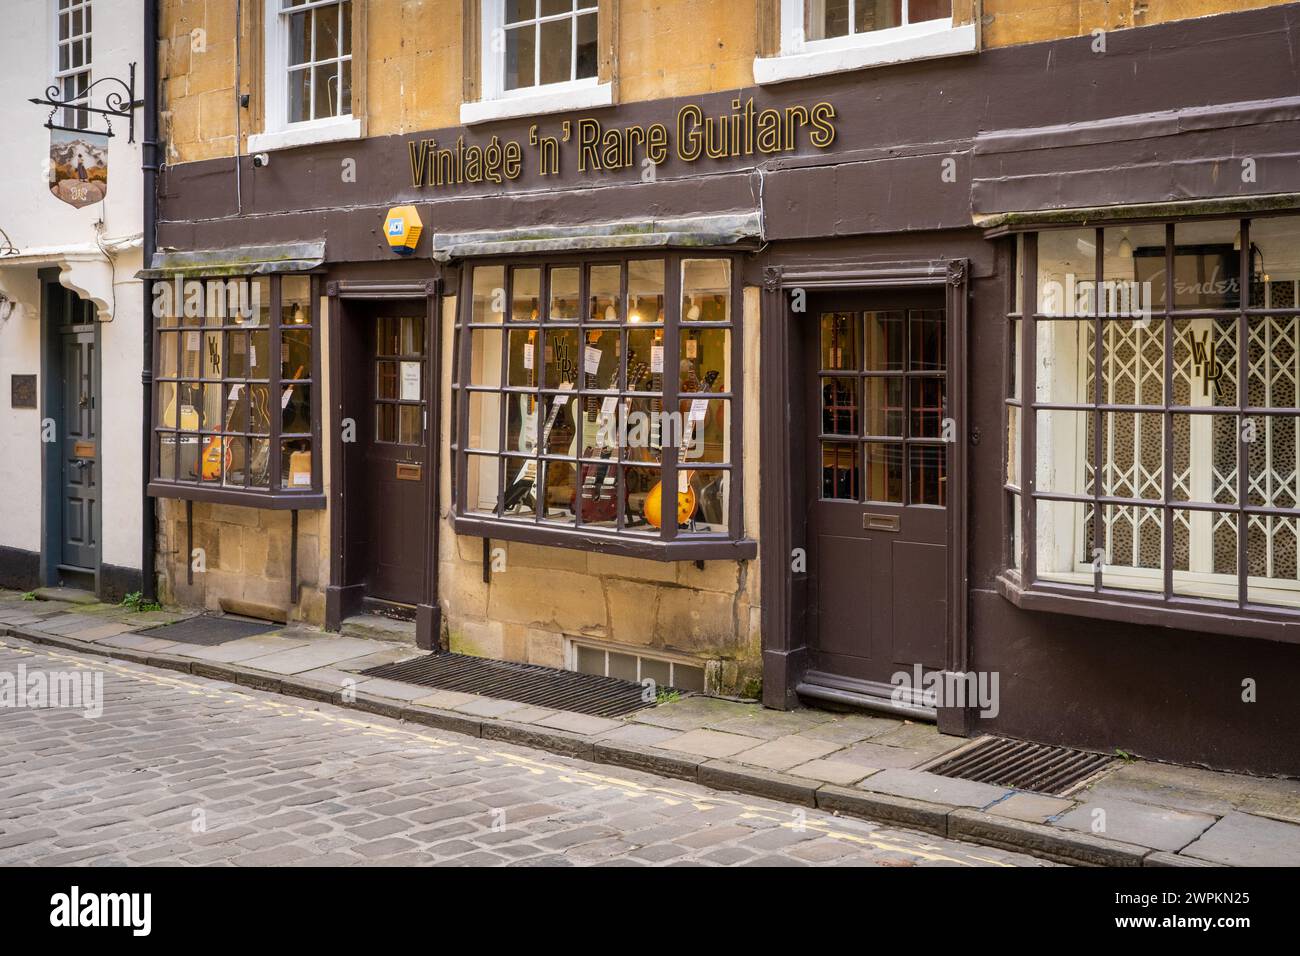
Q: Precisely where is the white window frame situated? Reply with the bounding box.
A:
[564,638,709,694]
[52,0,93,131]
[754,0,975,86]
[250,0,361,153]
[461,0,611,127]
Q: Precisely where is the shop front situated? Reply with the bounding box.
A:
[148,1,1300,773]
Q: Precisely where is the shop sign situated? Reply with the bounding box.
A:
[49,127,108,208]
[408,97,838,189]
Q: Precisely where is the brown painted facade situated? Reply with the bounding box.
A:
[150,1,1300,775]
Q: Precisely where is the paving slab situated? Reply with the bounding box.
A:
[345,677,435,702]
[532,711,624,736]
[788,758,878,786]
[1055,797,1218,852]
[96,633,182,653]
[67,622,140,643]
[410,689,482,710]
[504,706,559,724]
[332,646,425,672]
[630,697,762,730]
[1179,811,1300,867]
[182,635,315,663]
[732,735,843,771]
[1080,761,1300,826]
[869,722,966,758]
[985,792,1077,824]
[452,697,531,718]
[655,729,765,759]
[833,741,937,770]
[594,723,684,747]
[798,713,902,744]
[858,769,1012,809]
[228,638,379,674]
[707,709,836,740]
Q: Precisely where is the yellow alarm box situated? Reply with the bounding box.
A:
[384,205,423,256]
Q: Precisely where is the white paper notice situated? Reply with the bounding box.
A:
[689,399,709,421]
[651,345,664,374]
[584,345,601,375]
[600,396,618,416]
[523,343,534,370]
[400,361,421,401]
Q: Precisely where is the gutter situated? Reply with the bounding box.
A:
[140,0,159,601]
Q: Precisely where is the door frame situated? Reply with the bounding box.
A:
[38,268,103,594]
[759,258,971,733]
[326,277,443,650]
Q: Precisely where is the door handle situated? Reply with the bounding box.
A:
[863,512,900,532]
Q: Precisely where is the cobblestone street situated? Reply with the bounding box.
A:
[0,639,1045,867]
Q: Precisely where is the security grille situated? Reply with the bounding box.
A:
[924,736,1115,797]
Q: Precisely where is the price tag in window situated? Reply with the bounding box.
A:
[281,386,295,409]
[651,345,664,374]
[584,345,601,375]
[249,345,257,367]
[686,338,698,359]
[185,331,200,351]
[292,471,311,487]
[678,470,690,494]
[600,396,618,416]
[523,343,534,370]
[689,399,709,421]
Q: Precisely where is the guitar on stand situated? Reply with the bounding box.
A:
[573,359,649,523]
[643,369,719,529]
[501,382,575,513]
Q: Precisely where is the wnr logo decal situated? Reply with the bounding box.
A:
[49,886,151,937]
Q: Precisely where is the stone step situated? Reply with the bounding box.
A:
[340,613,417,646]
[33,586,98,605]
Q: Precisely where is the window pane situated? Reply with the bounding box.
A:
[1174,317,1236,408]
[640,657,670,688]
[575,644,604,676]
[909,376,945,438]
[681,398,727,464]
[158,433,178,480]
[680,328,728,392]
[544,328,581,388]
[864,377,903,437]
[288,11,311,66]
[910,445,946,506]
[339,60,352,115]
[1100,503,1163,590]
[247,385,271,434]
[1036,498,1091,581]
[682,259,730,322]
[1171,413,1237,506]
[341,0,353,53]
[313,62,339,119]
[249,439,271,487]
[673,664,705,694]
[821,441,858,500]
[906,0,949,23]
[623,464,660,532]
[821,312,858,370]
[398,405,421,444]
[512,267,541,321]
[589,264,620,321]
[857,0,902,32]
[910,309,945,371]
[575,10,597,79]
[608,651,637,682]
[1006,405,1020,487]
[314,5,339,60]
[821,377,858,435]
[1172,509,1238,598]
[472,266,506,323]
[288,67,310,123]
[686,470,728,532]
[158,332,179,378]
[548,267,580,320]
[1247,511,1300,608]
[1034,319,1088,404]
[1172,221,1242,310]
[541,0,572,15]
[540,459,577,524]
[283,383,311,434]
[1038,229,1097,316]
[1101,411,1163,502]
[864,311,905,371]
[538,16,572,85]
[376,403,397,443]
[813,0,850,40]
[282,438,312,489]
[1249,216,1300,310]
[1104,225,1165,316]
[467,454,503,515]
[505,391,538,456]
[157,382,178,428]
[505,24,536,90]
[505,0,535,24]
[865,442,902,503]
[1246,315,1298,409]
[627,260,665,324]
[1247,414,1299,510]
[506,328,536,387]
[283,329,311,380]
[1034,409,1092,496]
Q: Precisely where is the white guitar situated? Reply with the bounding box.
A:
[501,382,574,511]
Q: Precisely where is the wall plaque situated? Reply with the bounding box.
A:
[11,374,36,409]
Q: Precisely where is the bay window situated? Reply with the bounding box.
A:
[150,273,322,507]
[453,254,750,559]
[1007,214,1300,620]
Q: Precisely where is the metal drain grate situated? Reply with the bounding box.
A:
[360,653,656,718]
[924,736,1115,796]
[141,615,280,646]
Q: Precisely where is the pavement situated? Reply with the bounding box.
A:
[0,640,1045,867]
[3,589,1299,867]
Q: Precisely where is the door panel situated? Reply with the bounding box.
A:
[60,322,97,571]
[806,291,949,685]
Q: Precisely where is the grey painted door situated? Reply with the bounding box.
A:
[806,291,949,685]
[60,324,98,571]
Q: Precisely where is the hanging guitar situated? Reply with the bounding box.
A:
[572,359,649,523]
[643,369,719,529]
[200,364,303,481]
[500,381,575,512]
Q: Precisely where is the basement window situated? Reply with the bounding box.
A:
[567,639,706,693]
[149,273,323,509]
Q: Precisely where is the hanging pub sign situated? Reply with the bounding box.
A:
[48,127,108,208]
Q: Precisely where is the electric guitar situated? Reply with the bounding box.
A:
[643,369,719,529]
[501,382,575,512]
[573,359,649,522]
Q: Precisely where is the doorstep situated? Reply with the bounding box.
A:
[2,588,1298,868]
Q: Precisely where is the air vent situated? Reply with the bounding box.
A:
[924,736,1115,796]
[360,652,655,718]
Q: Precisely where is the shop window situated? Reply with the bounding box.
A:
[54,0,93,129]
[463,0,611,124]
[454,254,747,559]
[1014,215,1300,617]
[151,274,322,506]
[755,0,974,86]
[254,0,361,151]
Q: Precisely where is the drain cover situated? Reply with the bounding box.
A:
[360,653,654,718]
[924,736,1115,796]
[142,615,279,646]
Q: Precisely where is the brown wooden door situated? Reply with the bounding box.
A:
[359,305,430,604]
[806,291,949,686]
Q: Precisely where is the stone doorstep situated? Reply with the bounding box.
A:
[0,624,1283,869]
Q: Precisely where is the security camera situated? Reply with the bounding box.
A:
[252,153,270,168]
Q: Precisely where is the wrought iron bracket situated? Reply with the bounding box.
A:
[29,62,144,142]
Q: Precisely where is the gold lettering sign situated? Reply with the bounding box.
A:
[409,98,837,189]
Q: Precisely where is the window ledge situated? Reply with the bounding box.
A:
[460,82,614,127]
[148,482,326,511]
[451,513,756,563]
[995,571,1300,646]
[754,21,976,86]
[247,116,363,154]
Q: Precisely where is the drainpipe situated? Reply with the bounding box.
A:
[140,0,159,600]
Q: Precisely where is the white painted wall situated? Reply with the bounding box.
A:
[0,0,145,573]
